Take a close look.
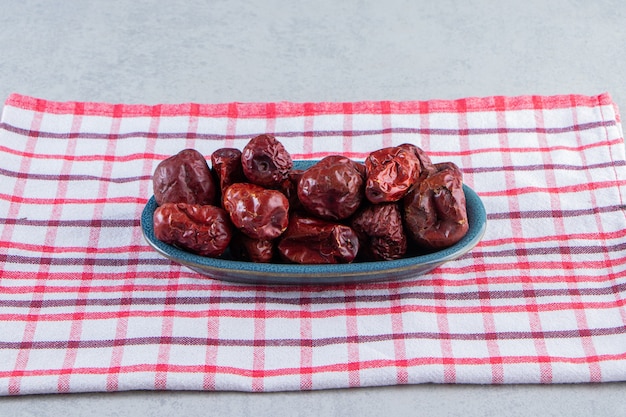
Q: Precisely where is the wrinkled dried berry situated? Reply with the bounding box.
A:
[211,147,245,193]
[351,202,407,260]
[277,213,359,264]
[297,155,365,220]
[365,145,421,203]
[241,134,293,189]
[278,169,304,212]
[229,231,275,263]
[399,143,435,179]
[222,183,290,240]
[153,203,232,257]
[403,162,469,249]
[153,149,217,206]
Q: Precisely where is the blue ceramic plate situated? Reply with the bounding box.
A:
[141,160,487,285]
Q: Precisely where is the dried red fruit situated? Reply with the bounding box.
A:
[403,162,469,249]
[364,145,421,203]
[153,149,217,206]
[241,134,293,189]
[351,202,407,260]
[222,183,290,240]
[399,143,435,179]
[211,147,245,193]
[153,203,232,257]
[229,232,275,263]
[297,155,365,220]
[277,213,360,264]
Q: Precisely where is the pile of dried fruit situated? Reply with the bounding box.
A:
[151,134,468,264]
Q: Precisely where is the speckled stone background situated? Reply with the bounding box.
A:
[1,0,624,105]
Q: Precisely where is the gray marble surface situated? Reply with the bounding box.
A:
[1,0,625,415]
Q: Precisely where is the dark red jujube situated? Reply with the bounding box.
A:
[222,183,290,240]
[229,232,275,263]
[241,134,293,189]
[211,147,245,193]
[152,148,217,207]
[403,162,469,249]
[153,203,232,257]
[297,155,365,220]
[351,202,407,260]
[364,144,421,204]
[277,213,360,264]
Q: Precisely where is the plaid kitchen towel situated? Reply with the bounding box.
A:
[0,93,625,395]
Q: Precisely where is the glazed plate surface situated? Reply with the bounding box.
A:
[141,160,487,285]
